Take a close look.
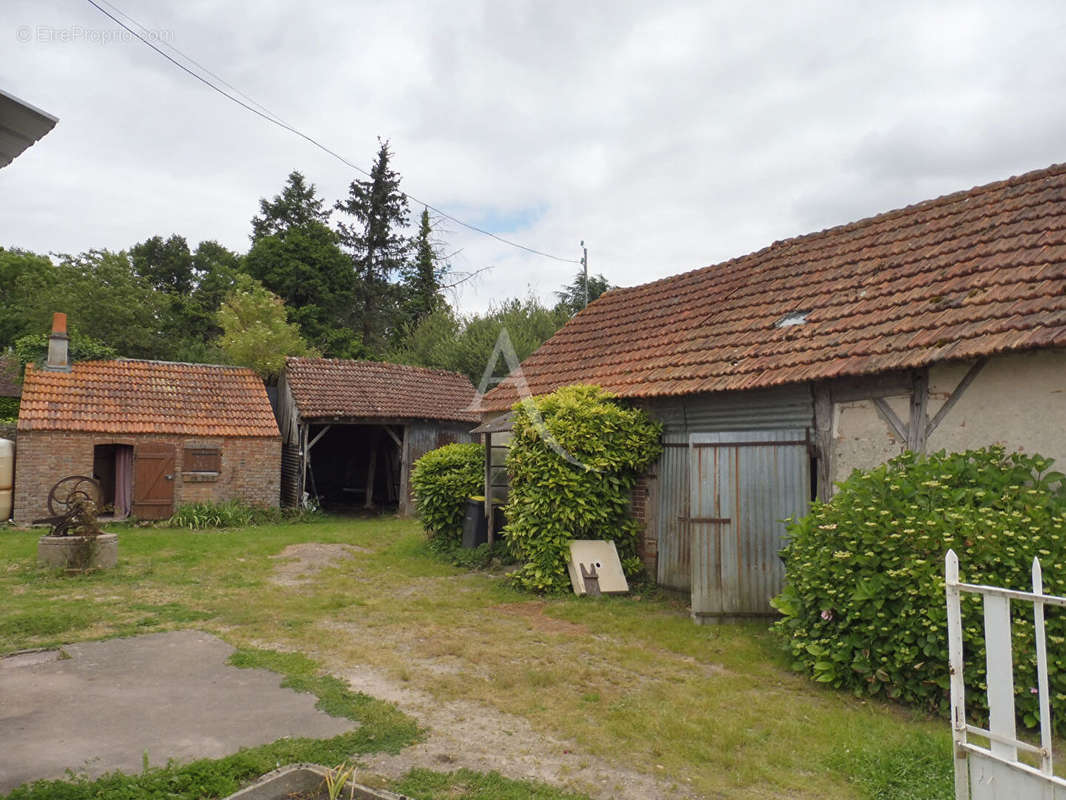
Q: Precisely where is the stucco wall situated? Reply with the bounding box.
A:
[831,349,1066,484]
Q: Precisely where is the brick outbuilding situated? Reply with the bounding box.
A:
[13,316,280,524]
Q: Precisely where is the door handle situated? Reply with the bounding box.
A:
[165,474,174,480]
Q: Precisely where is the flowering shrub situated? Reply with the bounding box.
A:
[504,385,662,593]
[773,447,1066,731]
[411,442,485,547]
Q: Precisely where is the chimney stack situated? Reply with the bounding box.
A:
[45,312,70,372]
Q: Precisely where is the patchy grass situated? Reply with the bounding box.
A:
[393,767,590,799]
[0,518,955,799]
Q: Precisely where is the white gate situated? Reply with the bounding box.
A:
[945,549,1066,799]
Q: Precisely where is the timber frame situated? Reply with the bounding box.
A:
[811,358,989,502]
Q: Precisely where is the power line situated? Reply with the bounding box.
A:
[84,0,582,265]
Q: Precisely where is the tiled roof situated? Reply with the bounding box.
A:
[0,355,19,398]
[17,360,280,437]
[285,358,479,423]
[481,163,1066,411]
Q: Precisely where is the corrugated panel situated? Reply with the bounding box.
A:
[280,443,300,508]
[643,386,813,590]
[689,430,810,620]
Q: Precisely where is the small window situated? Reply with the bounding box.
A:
[184,446,221,473]
[436,431,458,448]
[775,310,811,328]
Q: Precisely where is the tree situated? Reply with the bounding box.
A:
[335,139,411,353]
[400,207,446,327]
[129,234,196,295]
[250,170,331,242]
[10,249,166,359]
[217,274,318,381]
[245,207,358,357]
[0,248,56,349]
[554,269,613,316]
[391,297,568,385]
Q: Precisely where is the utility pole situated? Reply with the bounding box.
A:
[581,240,589,309]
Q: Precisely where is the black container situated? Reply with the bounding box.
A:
[461,498,488,548]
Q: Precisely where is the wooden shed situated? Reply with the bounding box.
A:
[276,358,478,514]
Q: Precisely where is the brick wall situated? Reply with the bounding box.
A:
[13,431,280,524]
[630,470,657,575]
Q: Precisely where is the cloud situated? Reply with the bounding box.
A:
[3,0,1065,314]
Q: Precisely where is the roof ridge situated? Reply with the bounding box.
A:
[286,356,474,383]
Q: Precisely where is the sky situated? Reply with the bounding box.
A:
[3,0,1066,315]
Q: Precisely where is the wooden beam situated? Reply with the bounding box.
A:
[813,384,834,503]
[926,358,989,438]
[384,426,403,448]
[907,369,929,453]
[873,397,908,444]
[397,425,411,516]
[364,447,377,510]
[307,424,331,451]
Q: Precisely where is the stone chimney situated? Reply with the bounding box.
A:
[45,312,70,372]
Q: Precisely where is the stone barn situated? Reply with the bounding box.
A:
[276,358,478,514]
[13,316,280,523]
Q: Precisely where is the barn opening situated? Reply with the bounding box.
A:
[305,424,402,511]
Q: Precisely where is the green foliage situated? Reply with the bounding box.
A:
[554,269,613,317]
[0,248,55,349]
[0,396,19,423]
[335,139,411,354]
[400,206,447,327]
[392,298,568,385]
[166,500,321,529]
[13,331,117,368]
[217,274,318,380]
[250,170,331,241]
[411,443,485,546]
[773,447,1066,732]
[504,386,662,593]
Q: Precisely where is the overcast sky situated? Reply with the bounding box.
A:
[3,0,1066,314]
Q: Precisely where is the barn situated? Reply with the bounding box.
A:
[276,358,478,514]
[479,162,1066,622]
[13,314,281,524]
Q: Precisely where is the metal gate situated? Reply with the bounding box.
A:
[945,549,1066,799]
[688,430,809,621]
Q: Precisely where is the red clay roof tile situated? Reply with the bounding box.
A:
[481,162,1066,411]
[17,360,279,437]
[285,358,478,423]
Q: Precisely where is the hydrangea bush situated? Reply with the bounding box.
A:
[504,385,662,593]
[773,447,1066,732]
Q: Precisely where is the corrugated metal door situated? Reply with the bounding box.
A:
[647,386,814,590]
[689,430,809,621]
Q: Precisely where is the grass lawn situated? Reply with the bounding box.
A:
[0,517,954,799]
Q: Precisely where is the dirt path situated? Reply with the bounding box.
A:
[342,663,696,800]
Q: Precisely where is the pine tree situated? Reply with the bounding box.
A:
[251,171,330,242]
[334,139,411,353]
[402,207,445,327]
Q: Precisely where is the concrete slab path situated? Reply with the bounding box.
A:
[0,630,355,794]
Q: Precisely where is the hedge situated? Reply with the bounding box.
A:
[773,447,1066,732]
[411,442,485,547]
[504,385,661,593]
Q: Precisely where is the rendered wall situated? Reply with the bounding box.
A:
[831,349,1066,485]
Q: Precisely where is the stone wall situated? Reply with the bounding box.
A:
[13,431,280,525]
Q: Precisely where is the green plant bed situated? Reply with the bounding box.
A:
[774,446,1066,732]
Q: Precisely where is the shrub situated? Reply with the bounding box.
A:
[0,397,18,423]
[773,447,1066,732]
[411,442,485,546]
[504,385,662,593]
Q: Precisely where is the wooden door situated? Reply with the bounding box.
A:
[132,443,176,520]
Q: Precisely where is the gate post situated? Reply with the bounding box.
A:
[945,550,970,800]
